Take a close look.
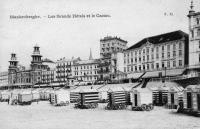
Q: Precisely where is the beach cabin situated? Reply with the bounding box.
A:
[44,88,54,100]
[50,88,70,106]
[106,87,127,110]
[183,85,200,116]
[18,89,32,105]
[152,86,168,106]
[75,89,99,109]
[130,87,153,111]
[10,89,21,105]
[167,86,184,109]
[70,88,81,103]
[31,88,41,102]
[0,90,10,102]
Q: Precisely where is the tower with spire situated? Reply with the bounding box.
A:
[187,0,200,68]
[8,53,18,73]
[89,48,93,60]
[31,44,43,70]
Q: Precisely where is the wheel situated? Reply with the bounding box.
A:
[146,105,151,111]
[141,104,147,111]
[148,103,154,110]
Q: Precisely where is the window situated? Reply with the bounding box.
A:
[127,59,129,64]
[124,67,126,72]
[135,58,137,63]
[135,66,137,71]
[139,50,141,55]
[197,18,200,25]
[147,64,149,70]
[179,60,182,66]
[156,47,159,52]
[179,42,182,49]
[167,45,170,51]
[162,62,165,68]
[191,30,194,38]
[156,63,159,69]
[143,49,145,54]
[131,52,133,56]
[151,48,154,53]
[173,61,176,67]
[139,65,141,71]
[179,50,182,57]
[167,52,170,58]
[152,54,154,59]
[124,59,126,64]
[199,41,200,48]
[131,58,133,63]
[127,67,129,72]
[139,57,141,62]
[173,51,176,57]
[173,44,176,50]
[197,29,200,37]
[143,56,145,61]
[162,46,164,51]
[162,53,164,59]
[151,64,154,69]
[135,51,137,56]
[143,65,145,70]
[199,54,200,62]
[167,61,170,68]
[147,48,149,54]
[131,66,133,71]
[156,54,159,59]
[147,55,149,61]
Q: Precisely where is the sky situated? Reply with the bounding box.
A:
[0,0,200,72]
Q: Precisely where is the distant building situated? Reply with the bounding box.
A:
[111,52,127,81]
[72,59,99,84]
[41,58,57,84]
[7,45,54,88]
[55,57,81,84]
[99,36,127,81]
[124,30,189,79]
[0,72,8,88]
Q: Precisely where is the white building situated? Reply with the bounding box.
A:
[124,30,189,79]
[188,1,200,68]
[55,57,81,83]
[72,59,99,84]
[0,72,8,88]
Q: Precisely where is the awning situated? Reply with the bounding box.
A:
[142,71,161,78]
[127,72,144,79]
[166,68,185,76]
[142,68,185,78]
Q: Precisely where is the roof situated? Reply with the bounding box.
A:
[74,59,99,65]
[79,89,98,93]
[127,30,188,50]
[131,87,152,93]
[100,36,127,43]
[185,85,200,91]
[147,81,182,91]
[42,58,54,63]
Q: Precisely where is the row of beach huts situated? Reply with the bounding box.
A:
[0,81,199,116]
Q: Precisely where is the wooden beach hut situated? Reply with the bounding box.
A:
[130,87,153,111]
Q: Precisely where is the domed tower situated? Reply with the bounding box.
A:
[31,45,43,70]
[8,53,18,73]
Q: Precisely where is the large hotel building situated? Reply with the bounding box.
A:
[124,30,189,78]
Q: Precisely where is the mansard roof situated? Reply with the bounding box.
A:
[127,30,188,50]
